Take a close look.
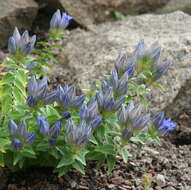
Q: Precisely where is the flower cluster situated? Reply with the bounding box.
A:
[8,120,35,150]
[152,112,176,135]
[50,9,73,30]
[37,116,62,146]
[66,119,92,149]
[27,76,48,107]
[117,102,150,140]
[8,27,36,56]
[0,9,178,176]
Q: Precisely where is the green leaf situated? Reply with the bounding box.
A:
[56,166,71,177]
[57,154,74,168]
[119,147,129,163]
[107,155,116,173]
[95,144,115,155]
[21,148,36,159]
[87,151,104,161]
[72,160,85,174]
[13,152,22,166]
[74,150,88,166]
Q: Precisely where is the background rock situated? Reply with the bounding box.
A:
[43,0,168,27]
[157,0,191,14]
[53,11,191,113]
[42,0,191,29]
[0,0,38,47]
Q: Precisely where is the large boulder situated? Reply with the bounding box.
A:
[52,11,191,114]
[0,0,38,48]
[157,0,191,15]
[43,0,191,28]
[44,0,168,27]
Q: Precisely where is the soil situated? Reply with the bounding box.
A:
[0,112,191,190]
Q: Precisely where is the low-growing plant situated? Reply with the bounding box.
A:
[0,9,176,176]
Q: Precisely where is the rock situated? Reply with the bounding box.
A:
[43,0,191,29]
[55,11,191,113]
[0,0,38,47]
[163,187,176,190]
[44,0,168,27]
[154,174,166,187]
[157,0,191,15]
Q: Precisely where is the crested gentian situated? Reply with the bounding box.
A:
[114,53,136,78]
[50,9,73,30]
[80,98,102,129]
[12,139,22,150]
[37,116,50,136]
[37,116,62,146]
[8,120,35,150]
[90,115,102,129]
[152,61,171,81]
[117,102,150,140]
[56,85,86,110]
[152,112,176,135]
[66,119,92,149]
[26,76,48,107]
[26,61,38,69]
[37,116,61,138]
[109,70,129,96]
[62,111,71,120]
[80,98,98,120]
[132,40,171,81]
[96,87,124,115]
[8,27,36,56]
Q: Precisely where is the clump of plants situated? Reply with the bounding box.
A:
[0,9,176,176]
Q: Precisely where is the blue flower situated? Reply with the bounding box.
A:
[26,61,38,69]
[56,85,86,110]
[8,27,36,56]
[90,115,102,129]
[62,111,71,120]
[48,137,57,147]
[152,61,171,81]
[96,87,124,113]
[117,102,150,140]
[114,53,136,78]
[49,120,61,138]
[37,116,50,136]
[37,116,62,145]
[12,139,22,150]
[26,76,48,107]
[8,120,35,149]
[80,98,98,121]
[25,132,36,145]
[50,9,73,30]
[66,119,92,147]
[153,112,176,135]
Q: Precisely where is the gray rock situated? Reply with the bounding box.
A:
[155,174,166,187]
[44,0,168,27]
[55,11,191,113]
[44,0,191,29]
[0,0,38,47]
[157,0,191,14]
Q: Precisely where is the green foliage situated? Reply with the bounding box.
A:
[113,11,135,20]
[0,28,171,177]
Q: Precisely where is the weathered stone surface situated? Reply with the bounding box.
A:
[44,0,168,27]
[0,0,38,47]
[156,0,191,15]
[44,0,191,29]
[55,11,191,113]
